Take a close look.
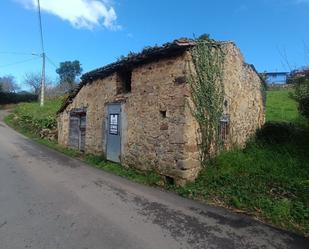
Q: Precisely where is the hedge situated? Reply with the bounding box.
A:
[0,92,38,105]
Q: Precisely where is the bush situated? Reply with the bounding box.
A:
[0,92,37,105]
[298,96,309,118]
[291,74,309,118]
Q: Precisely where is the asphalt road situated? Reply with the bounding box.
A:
[0,110,307,249]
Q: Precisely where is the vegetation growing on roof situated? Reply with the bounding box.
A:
[189,35,226,164]
[59,39,195,114]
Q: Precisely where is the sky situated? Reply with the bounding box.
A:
[0,0,308,90]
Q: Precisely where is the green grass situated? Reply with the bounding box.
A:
[266,89,301,123]
[3,89,309,236]
[84,154,162,186]
[173,129,309,235]
[10,97,64,133]
[173,89,309,236]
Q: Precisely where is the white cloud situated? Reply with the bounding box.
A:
[15,0,120,30]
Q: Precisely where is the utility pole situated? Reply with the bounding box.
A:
[37,0,45,107]
[41,52,45,106]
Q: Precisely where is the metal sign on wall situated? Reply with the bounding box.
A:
[109,114,119,135]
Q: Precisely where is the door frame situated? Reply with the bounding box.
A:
[69,108,87,151]
[105,103,122,163]
[78,113,87,152]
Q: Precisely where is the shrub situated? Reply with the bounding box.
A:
[291,73,309,118]
[0,92,37,105]
[298,96,309,118]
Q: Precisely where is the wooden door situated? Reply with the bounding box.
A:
[79,114,86,151]
[68,115,80,149]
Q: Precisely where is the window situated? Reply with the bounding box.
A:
[117,69,132,94]
[219,115,230,142]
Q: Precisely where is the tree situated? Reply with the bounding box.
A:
[56,60,82,91]
[0,75,20,93]
[23,72,54,97]
[23,72,41,95]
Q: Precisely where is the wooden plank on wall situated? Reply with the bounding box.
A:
[69,116,80,149]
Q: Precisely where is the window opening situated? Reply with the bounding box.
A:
[117,70,132,94]
[160,110,167,118]
[219,115,230,141]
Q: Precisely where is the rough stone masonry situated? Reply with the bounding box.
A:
[57,38,265,185]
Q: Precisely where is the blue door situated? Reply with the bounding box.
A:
[106,104,121,163]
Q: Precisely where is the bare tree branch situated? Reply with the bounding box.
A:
[0,75,20,93]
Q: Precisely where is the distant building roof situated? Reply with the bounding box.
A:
[290,67,309,78]
[264,72,289,85]
[265,72,289,76]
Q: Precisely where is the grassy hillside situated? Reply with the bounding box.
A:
[6,98,63,133]
[266,89,300,122]
[4,89,309,236]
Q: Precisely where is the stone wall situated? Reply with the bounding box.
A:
[58,43,265,185]
[122,53,193,183]
[177,44,265,184]
[57,74,118,154]
[57,54,193,184]
[221,43,265,147]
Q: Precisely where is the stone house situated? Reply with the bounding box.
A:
[57,38,265,185]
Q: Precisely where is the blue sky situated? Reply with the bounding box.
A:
[0,0,308,90]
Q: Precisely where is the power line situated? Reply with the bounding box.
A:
[277,45,292,71]
[46,55,58,68]
[0,57,40,68]
[0,52,34,56]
